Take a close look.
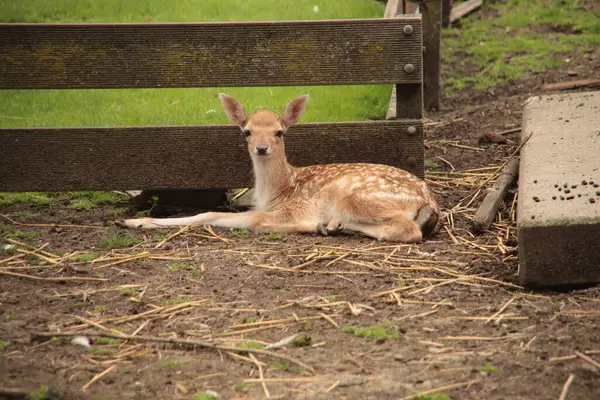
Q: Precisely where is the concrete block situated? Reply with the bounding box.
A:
[518,91,600,288]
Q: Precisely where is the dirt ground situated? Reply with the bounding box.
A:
[2,12,600,400]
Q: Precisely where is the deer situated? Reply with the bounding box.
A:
[115,94,440,243]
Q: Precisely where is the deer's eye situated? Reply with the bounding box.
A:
[275,130,283,138]
[243,130,251,138]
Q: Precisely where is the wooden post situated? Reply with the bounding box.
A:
[442,0,452,27]
[421,0,442,111]
[402,1,420,14]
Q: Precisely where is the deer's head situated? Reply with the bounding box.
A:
[219,93,308,160]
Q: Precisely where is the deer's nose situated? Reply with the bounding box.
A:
[255,144,269,155]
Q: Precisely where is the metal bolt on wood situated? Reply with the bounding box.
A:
[404,64,415,74]
[403,25,414,35]
[407,126,417,135]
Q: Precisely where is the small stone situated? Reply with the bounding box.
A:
[571,185,578,189]
[552,196,557,200]
[578,194,581,198]
[533,196,540,202]
[564,183,568,188]
[566,196,575,200]
[560,196,565,200]
[590,198,596,204]
[582,180,588,185]
[596,191,600,196]
[567,70,578,76]
[534,180,538,183]
[558,188,562,192]
[531,216,535,219]
[594,184,599,188]
[565,189,571,194]
[554,184,559,188]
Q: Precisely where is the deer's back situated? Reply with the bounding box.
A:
[292,163,438,216]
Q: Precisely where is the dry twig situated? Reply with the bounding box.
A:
[32,331,315,374]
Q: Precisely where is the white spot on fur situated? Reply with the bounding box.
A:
[364,192,423,202]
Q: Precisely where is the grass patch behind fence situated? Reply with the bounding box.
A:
[0,0,390,129]
[442,0,600,96]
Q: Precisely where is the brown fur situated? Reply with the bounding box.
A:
[116,94,441,243]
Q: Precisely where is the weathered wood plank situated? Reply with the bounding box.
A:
[402,1,421,14]
[450,0,483,23]
[384,0,402,18]
[0,121,424,192]
[421,0,442,111]
[0,19,423,89]
[471,158,519,233]
[383,0,423,121]
[442,0,453,27]
[540,79,600,91]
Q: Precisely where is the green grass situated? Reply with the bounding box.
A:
[443,0,600,96]
[29,385,55,400]
[293,334,312,347]
[152,229,171,242]
[259,232,284,241]
[342,324,400,340]
[242,316,258,324]
[191,392,219,400]
[481,364,498,374]
[93,305,109,313]
[0,192,56,207]
[72,252,97,262]
[0,339,10,354]
[164,298,190,306]
[0,191,127,210]
[11,211,39,219]
[94,337,121,345]
[234,382,255,393]
[96,231,141,249]
[66,191,128,210]
[119,288,137,296]
[87,346,118,354]
[414,394,452,400]
[228,229,251,239]
[162,358,183,368]
[0,223,38,243]
[274,359,290,371]
[168,262,203,276]
[135,196,160,218]
[237,341,266,350]
[424,159,441,170]
[0,0,389,130]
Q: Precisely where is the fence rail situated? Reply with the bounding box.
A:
[0,19,422,89]
[0,120,424,191]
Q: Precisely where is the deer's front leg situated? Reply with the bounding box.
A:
[249,213,320,235]
[115,210,319,235]
[115,211,255,230]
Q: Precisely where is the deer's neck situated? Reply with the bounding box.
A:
[251,154,295,210]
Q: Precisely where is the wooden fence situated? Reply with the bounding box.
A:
[0,16,426,192]
[385,0,443,114]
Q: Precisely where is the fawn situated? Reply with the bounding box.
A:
[116,94,440,243]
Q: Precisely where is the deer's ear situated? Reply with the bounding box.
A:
[219,93,247,127]
[281,95,309,129]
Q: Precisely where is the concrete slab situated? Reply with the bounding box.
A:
[518,90,600,288]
